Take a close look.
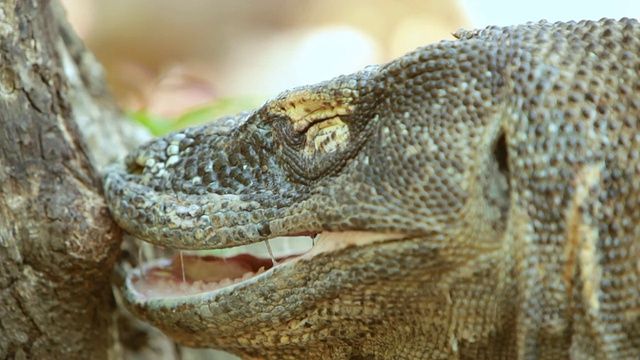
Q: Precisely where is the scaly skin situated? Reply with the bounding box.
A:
[104,18,640,359]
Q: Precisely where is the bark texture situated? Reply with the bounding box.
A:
[0,2,234,359]
[0,1,124,358]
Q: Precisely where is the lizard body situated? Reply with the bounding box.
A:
[104,18,640,359]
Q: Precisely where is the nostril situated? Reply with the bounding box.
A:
[127,161,145,175]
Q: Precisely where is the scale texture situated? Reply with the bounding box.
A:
[104,18,640,359]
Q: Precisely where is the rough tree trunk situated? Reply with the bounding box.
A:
[0,1,142,358]
[0,2,238,359]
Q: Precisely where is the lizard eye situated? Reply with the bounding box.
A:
[269,105,355,182]
[277,96,354,158]
[264,87,372,183]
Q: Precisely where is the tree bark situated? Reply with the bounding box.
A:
[0,1,134,358]
[0,2,238,359]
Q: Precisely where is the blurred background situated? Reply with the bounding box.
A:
[60,0,638,132]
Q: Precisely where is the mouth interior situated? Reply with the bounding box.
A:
[131,235,316,300]
[129,231,405,300]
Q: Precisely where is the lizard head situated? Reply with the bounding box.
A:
[104,38,511,357]
[104,67,387,249]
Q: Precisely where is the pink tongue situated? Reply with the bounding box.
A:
[146,254,275,283]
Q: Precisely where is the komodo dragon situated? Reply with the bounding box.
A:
[104,18,640,359]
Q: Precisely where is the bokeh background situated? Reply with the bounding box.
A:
[60,0,639,130]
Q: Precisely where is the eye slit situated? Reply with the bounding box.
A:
[291,104,354,134]
[296,114,329,134]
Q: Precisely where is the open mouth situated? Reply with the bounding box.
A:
[130,235,316,300]
[127,231,405,301]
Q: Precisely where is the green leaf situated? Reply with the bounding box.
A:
[128,97,261,136]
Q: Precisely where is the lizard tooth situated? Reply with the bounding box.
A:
[218,278,233,287]
[242,271,255,280]
[191,280,204,292]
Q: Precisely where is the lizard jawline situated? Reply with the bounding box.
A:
[127,231,404,301]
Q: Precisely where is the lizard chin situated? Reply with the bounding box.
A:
[127,231,404,301]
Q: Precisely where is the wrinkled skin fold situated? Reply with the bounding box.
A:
[105,18,640,359]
